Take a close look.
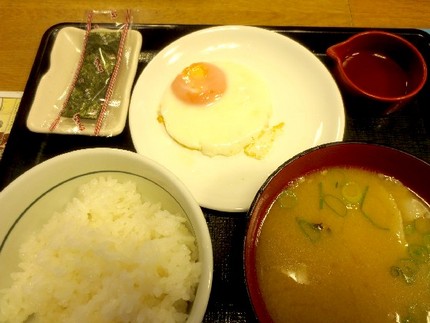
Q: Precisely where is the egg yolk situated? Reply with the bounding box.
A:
[171,62,227,105]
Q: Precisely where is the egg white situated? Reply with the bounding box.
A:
[159,61,272,157]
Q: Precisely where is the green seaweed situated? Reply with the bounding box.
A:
[63,30,121,119]
[296,217,330,243]
[390,258,419,285]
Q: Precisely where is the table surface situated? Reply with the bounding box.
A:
[2,0,430,92]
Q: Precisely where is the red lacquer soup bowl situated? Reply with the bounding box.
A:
[244,142,430,322]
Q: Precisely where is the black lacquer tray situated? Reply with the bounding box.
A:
[1,24,430,322]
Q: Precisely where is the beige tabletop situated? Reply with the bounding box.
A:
[1,0,430,92]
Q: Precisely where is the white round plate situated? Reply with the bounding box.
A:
[129,25,345,212]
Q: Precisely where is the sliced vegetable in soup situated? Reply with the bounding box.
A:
[256,167,430,323]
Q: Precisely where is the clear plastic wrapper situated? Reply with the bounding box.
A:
[47,9,134,136]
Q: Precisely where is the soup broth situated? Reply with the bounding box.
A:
[256,167,430,322]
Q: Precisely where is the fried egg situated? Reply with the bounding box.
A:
[159,61,274,157]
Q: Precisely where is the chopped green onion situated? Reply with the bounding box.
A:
[318,182,324,209]
[319,182,347,217]
[327,168,346,189]
[323,194,348,217]
[342,181,363,204]
[359,186,389,231]
[278,190,297,209]
[360,209,390,231]
[358,185,369,207]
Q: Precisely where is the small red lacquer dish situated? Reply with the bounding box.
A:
[327,31,427,114]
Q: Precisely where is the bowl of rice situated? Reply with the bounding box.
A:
[0,148,213,323]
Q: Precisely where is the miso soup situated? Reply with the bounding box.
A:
[256,167,430,322]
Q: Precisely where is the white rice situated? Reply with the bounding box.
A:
[0,177,201,323]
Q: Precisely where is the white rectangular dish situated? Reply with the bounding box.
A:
[26,27,142,136]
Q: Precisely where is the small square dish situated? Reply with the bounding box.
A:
[26,26,142,136]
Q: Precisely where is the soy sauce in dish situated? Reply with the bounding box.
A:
[342,50,409,98]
